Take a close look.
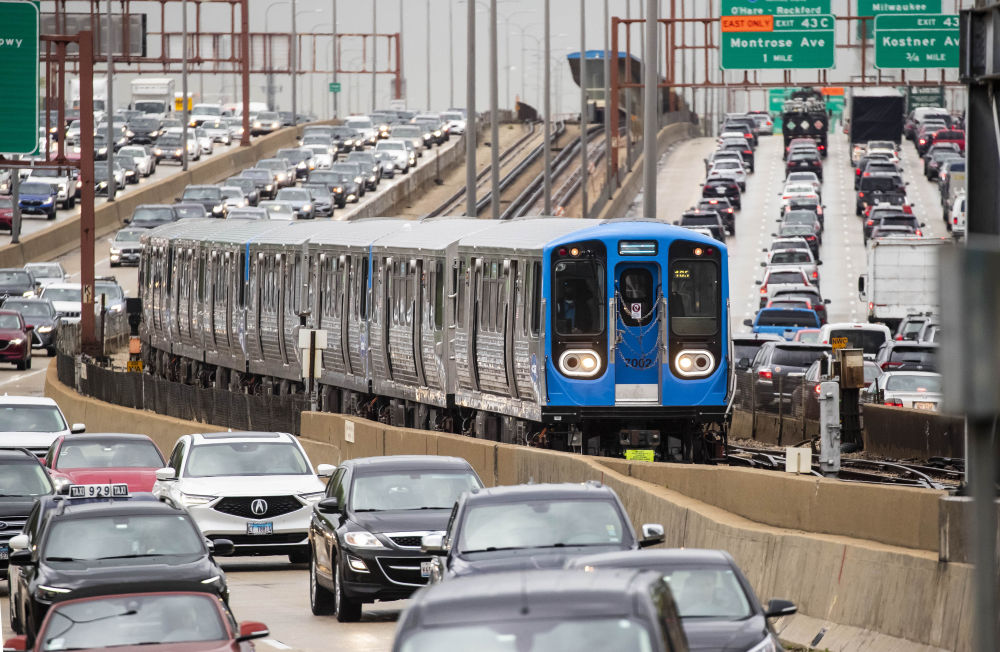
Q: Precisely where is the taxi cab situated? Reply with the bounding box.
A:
[43,433,166,493]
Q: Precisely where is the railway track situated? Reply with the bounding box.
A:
[425,120,563,217]
[726,443,964,490]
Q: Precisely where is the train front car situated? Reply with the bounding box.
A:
[543,220,730,462]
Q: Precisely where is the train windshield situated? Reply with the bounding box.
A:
[669,261,719,336]
[553,260,604,336]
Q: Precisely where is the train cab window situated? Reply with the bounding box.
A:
[554,259,604,336]
[669,260,719,336]
[618,268,654,327]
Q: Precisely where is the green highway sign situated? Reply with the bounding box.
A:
[874,14,958,69]
[329,82,342,93]
[721,1,834,70]
[857,1,942,38]
[0,0,39,155]
[904,85,945,111]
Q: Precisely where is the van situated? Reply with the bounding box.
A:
[817,323,891,360]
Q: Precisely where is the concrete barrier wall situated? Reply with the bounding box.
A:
[44,364,979,651]
[0,126,309,268]
[862,404,966,460]
[596,121,697,221]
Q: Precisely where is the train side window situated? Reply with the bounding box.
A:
[530,261,542,336]
[198,252,205,304]
[360,257,369,319]
[434,261,444,330]
[456,260,466,325]
[238,252,246,308]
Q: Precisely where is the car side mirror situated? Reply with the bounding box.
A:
[24,325,33,331]
[770,233,778,237]
[761,248,768,253]
[123,218,131,224]
[638,524,665,548]
[817,260,823,265]
[155,467,176,481]
[759,262,766,268]
[421,533,447,554]
[7,549,33,567]
[236,622,270,643]
[4,635,28,652]
[8,534,28,551]
[765,599,798,619]
[743,319,753,327]
[672,220,679,226]
[858,276,865,293]
[316,463,336,478]
[920,222,926,228]
[210,538,235,557]
[70,423,85,434]
[754,280,762,286]
[317,497,340,513]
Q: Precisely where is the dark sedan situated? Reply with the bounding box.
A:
[177,185,225,217]
[785,152,822,180]
[0,299,59,355]
[308,455,483,622]
[566,549,797,652]
[0,269,37,301]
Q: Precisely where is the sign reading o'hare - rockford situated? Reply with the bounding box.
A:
[720,0,834,70]
[0,0,39,155]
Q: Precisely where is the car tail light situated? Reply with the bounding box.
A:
[881,361,903,371]
[814,384,822,395]
[811,270,818,280]
[867,220,873,226]
[805,235,816,242]
[884,398,904,407]
[760,284,767,295]
[903,205,913,214]
[953,217,959,225]
[916,229,923,236]
[758,370,773,380]
[863,172,871,177]
[858,192,865,198]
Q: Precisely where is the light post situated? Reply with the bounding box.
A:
[502,10,532,109]
[182,0,189,171]
[333,0,338,117]
[579,0,587,218]
[643,0,657,219]
[106,0,115,201]
[373,1,378,112]
[543,0,551,214]
[510,24,540,104]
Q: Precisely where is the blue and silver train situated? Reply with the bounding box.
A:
[139,217,731,461]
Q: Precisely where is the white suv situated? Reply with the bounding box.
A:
[152,431,326,563]
[0,396,85,457]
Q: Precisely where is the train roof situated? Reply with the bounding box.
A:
[197,220,291,245]
[307,218,408,246]
[372,217,495,250]
[457,217,601,252]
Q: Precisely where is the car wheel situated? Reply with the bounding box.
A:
[47,210,56,220]
[15,358,25,371]
[26,355,32,369]
[334,558,362,622]
[47,346,56,357]
[309,553,336,615]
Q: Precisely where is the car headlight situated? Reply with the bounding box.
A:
[368,175,376,182]
[76,180,83,188]
[126,130,134,137]
[557,349,602,378]
[265,184,274,191]
[344,531,385,549]
[302,204,312,212]
[9,338,23,345]
[253,121,262,128]
[434,130,442,137]
[109,304,124,313]
[98,147,107,155]
[97,181,108,188]
[674,349,715,377]
[174,149,183,156]
[212,204,224,213]
[179,492,216,507]
[334,186,343,193]
[422,134,431,140]
[271,121,280,128]
[297,161,306,169]
[153,148,162,155]
[277,173,286,180]
[299,491,325,502]
[41,198,53,205]
[354,176,363,184]
[37,325,53,333]
[746,635,779,652]
[36,585,72,602]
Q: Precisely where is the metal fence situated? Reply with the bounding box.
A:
[57,352,309,434]
[54,312,129,357]
[732,370,820,446]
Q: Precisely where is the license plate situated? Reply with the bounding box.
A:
[914,402,936,411]
[420,561,433,578]
[715,187,726,194]
[0,545,8,561]
[246,522,273,536]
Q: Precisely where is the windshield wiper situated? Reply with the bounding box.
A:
[45,556,82,562]
[94,554,169,560]
[459,546,522,554]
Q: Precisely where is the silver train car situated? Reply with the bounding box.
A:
[140,217,730,460]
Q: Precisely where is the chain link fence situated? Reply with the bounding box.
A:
[54,312,129,357]
[56,351,309,434]
[732,370,823,446]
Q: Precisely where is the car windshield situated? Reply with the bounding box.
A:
[772,347,826,366]
[681,215,718,226]
[757,312,817,328]
[183,187,221,200]
[175,205,206,219]
[45,514,205,561]
[3,301,53,317]
[194,105,222,116]
[771,251,812,265]
[227,210,267,220]
[350,471,481,511]
[458,499,627,553]
[0,404,68,433]
[0,461,51,496]
[260,203,293,216]
[41,594,226,650]
[885,374,942,392]
[0,271,31,284]
[43,287,81,302]
[277,189,310,201]
[378,142,405,150]
[97,285,124,302]
[663,567,753,619]
[796,331,821,344]
[56,439,164,469]
[827,329,887,355]
[221,188,243,199]
[393,127,420,136]
[398,618,654,652]
[347,119,373,129]
[0,314,22,329]
[767,271,806,285]
[889,348,937,365]
[132,207,175,224]
[115,230,142,243]
[184,442,310,477]
[20,182,54,195]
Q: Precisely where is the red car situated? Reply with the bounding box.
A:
[0,196,13,231]
[44,433,167,493]
[4,591,270,652]
[0,309,32,370]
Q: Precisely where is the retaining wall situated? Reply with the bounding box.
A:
[862,404,966,460]
[44,363,983,651]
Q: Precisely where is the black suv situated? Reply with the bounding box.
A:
[392,568,688,652]
[675,211,726,242]
[748,341,831,406]
[702,179,741,210]
[308,455,484,622]
[874,341,938,372]
[0,448,54,574]
[856,173,905,216]
[786,151,822,180]
[422,482,664,584]
[7,494,234,643]
[695,197,736,234]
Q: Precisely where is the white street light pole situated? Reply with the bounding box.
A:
[579,0,587,218]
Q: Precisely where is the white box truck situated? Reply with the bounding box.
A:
[858,237,949,329]
[131,77,175,118]
[70,75,108,113]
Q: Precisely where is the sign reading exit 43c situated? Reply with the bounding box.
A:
[720,0,834,70]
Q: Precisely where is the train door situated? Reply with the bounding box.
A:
[503,260,518,397]
[613,262,661,404]
[413,259,426,386]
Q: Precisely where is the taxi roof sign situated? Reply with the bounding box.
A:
[68,483,131,499]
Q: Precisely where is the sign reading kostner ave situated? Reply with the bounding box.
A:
[0,0,39,155]
[721,0,834,70]
[874,14,959,69]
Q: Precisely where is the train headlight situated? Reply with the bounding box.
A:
[674,350,715,378]
[558,349,602,378]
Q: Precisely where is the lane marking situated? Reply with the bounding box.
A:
[0,367,46,388]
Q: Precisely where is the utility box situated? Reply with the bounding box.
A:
[839,348,866,389]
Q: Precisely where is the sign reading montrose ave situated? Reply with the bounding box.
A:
[721,0,834,70]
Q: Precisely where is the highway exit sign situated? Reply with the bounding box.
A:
[0,0,39,155]
[857,1,942,38]
[874,14,958,69]
[329,82,342,93]
[720,1,834,70]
